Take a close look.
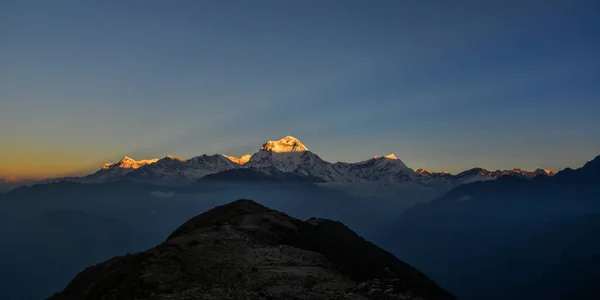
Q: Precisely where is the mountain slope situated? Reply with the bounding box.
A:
[222,154,252,165]
[378,154,600,300]
[508,211,600,299]
[199,167,323,183]
[85,156,159,181]
[522,254,600,300]
[48,200,455,300]
[553,154,600,183]
[246,150,341,182]
[123,154,239,183]
[332,155,412,183]
[259,135,309,152]
[0,179,25,193]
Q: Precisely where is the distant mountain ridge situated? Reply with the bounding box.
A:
[553,154,600,183]
[27,136,556,187]
[0,179,28,193]
[379,153,600,300]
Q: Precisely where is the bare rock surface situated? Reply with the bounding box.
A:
[48,199,454,300]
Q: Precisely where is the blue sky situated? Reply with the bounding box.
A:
[1,0,599,179]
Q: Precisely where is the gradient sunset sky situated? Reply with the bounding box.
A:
[1,0,599,180]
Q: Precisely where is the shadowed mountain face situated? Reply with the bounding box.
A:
[378,155,600,300]
[508,212,600,300]
[49,200,454,300]
[199,167,325,183]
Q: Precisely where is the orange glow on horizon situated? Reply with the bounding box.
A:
[0,162,95,182]
[1,176,24,183]
[0,170,91,182]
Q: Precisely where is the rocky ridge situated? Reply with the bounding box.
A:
[48,200,454,300]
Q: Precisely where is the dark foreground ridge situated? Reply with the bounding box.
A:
[48,199,454,300]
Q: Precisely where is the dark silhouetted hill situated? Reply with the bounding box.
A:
[49,200,454,300]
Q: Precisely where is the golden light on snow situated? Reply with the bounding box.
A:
[374,154,398,160]
[102,156,159,170]
[259,136,309,153]
[222,154,252,165]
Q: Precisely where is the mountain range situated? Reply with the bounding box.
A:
[1,136,597,300]
[45,136,554,188]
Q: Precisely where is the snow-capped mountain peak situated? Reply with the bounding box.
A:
[88,156,160,181]
[102,156,159,170]
[222,154,252,165]
[80,135,562,186]
[534,168,555,176]
[164,155,187,162]
[375,153,398,160]
[259,136,309,153]
[414,168,433,176]
[118,154,241,183]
